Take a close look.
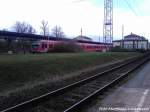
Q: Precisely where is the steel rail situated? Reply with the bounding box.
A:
[64,55,150,112]
[1,54,148,112]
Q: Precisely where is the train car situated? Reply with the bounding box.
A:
[77,40,111,52]
[31,40,59,53]
[31,39,112,53]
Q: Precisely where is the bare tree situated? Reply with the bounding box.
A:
[40,20,49,36]
[27,25,36,34]
[51,25,65,38]
[12,21,36,54]
[13,21,36,34]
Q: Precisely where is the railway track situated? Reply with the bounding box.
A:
[2,53,150,112]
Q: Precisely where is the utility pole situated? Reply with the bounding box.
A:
[122,25,124,48]
[103,0,113,43]
[81,27,82,37]
[122,25,124,39]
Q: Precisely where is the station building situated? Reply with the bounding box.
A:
[74,35,92,42]
[113,33,149,50]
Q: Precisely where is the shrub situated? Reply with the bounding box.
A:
[50,41,83,53]
[111,46,130,52]
[135,49,147,53]
[111,46,148,53]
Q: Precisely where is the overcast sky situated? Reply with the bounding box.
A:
[0,0,150,41]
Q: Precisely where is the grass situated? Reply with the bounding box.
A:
[0,52,141,93]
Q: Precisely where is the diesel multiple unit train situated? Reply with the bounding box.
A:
[31,39,112,53]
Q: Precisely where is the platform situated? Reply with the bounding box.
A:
[84,60,150,112]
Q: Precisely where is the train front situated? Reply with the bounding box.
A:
[31,41,41,53]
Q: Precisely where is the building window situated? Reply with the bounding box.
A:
[141,44,144,49]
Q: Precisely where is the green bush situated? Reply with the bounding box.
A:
[50,41,83,53]
[111,46,148,53]
[111,46,130,52]
[135,49,147,53]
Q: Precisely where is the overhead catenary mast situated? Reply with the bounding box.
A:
[121,25,124,48]
[103,0,113,43]
[81,27,83,37]
[122,25,124,39]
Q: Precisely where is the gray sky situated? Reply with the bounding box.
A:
[0,0,150,41]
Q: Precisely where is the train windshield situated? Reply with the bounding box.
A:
[32,44,39,49]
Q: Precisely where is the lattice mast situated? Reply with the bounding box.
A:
[103,0,113,43]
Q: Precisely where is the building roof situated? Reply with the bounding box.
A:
[74,35,92,41]
[124,33,146,40]
[0,30,70,41]
[113,33,148,42]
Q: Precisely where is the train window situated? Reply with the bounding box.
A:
[32,44,39,48]
[42,44,45,49]
[45,44,47,48]
[88,46,91,48]
[49,44,53,48]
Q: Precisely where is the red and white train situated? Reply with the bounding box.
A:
[31,38,112,53]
